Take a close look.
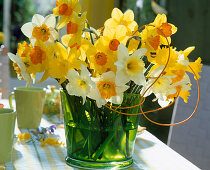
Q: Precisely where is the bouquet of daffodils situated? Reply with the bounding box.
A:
[8,0,202,110]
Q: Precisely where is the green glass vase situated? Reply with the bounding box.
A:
[61,89,141,169]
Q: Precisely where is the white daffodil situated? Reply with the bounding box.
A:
[8,53,32,87]
[141,75,172,107]
[115,44,147,86]
[157,74,191,107]
[88,71,129,108]
[21,14,58,46]
[141,65,172,101]
[66,64,95,104]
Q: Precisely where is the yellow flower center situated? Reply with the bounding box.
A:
[95,52,107,66]
[77,79,87,89]
[59,3,73,16]
[109,39,120,51]
[67,21,78,34]
[126,58,144,75]
[97,81,117,99]
[119,19,127,26]
[30,46,46,65]
[32,24,50,42]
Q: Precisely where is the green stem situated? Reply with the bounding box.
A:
[92,132,114,160]
[85,20,95,44]
[126,130,130,157]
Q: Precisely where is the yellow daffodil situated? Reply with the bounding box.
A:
[104,8,138,33]
[62,12,86,47]
[66,64,95,104]
[153,14,177,37]
[186,57,202,80]
[166,73,191,103]
[88,71,129,108]
[8,52,32,87]
[140,14,177,55]
[149,46,178,69]
[101,25,128,56]
[26,40,54,77]
[86,38,117,76]
[17,41,32,58]
[53,0,81,29]
[115,44,147,85]
[47,42,82,84]
[16,41,33,70]
[21,14,58,45]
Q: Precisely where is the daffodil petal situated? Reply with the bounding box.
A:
[117,44,129,61]
[44,14,56,28]
[21,22,33,38]
[123,10,134,22]
[115,25,127,39]
[115,69,130,85]
[49,28,59,40]
[81,64,90,77]
[132,48,147,58]
[131,74,146,86]
[66,69,79,80]
[57,17,70,29]
[32,14,45,26]
[111,8,123,21]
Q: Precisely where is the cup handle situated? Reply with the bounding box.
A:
[9,92,14,109]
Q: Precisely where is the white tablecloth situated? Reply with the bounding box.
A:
[0,99,200,170]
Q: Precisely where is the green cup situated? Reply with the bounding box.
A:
[0,108,16,163]
[9,87,46,129]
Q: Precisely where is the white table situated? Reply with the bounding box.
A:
[0,99,200,170]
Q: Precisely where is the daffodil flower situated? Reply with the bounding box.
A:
[53,0,81,29]
[115,44,147,86]
[8,53,32,87]
[140,14,177,55]
[101,25,128,56]
[86,38,117,75]
[105,8,137,33]
[21,14,58,45]
[141,66,172,102]
[88,71,129,108]
[46,42,82,84]
[168,73,191,99]
[66,64,95,104]
[62,12,86,47]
